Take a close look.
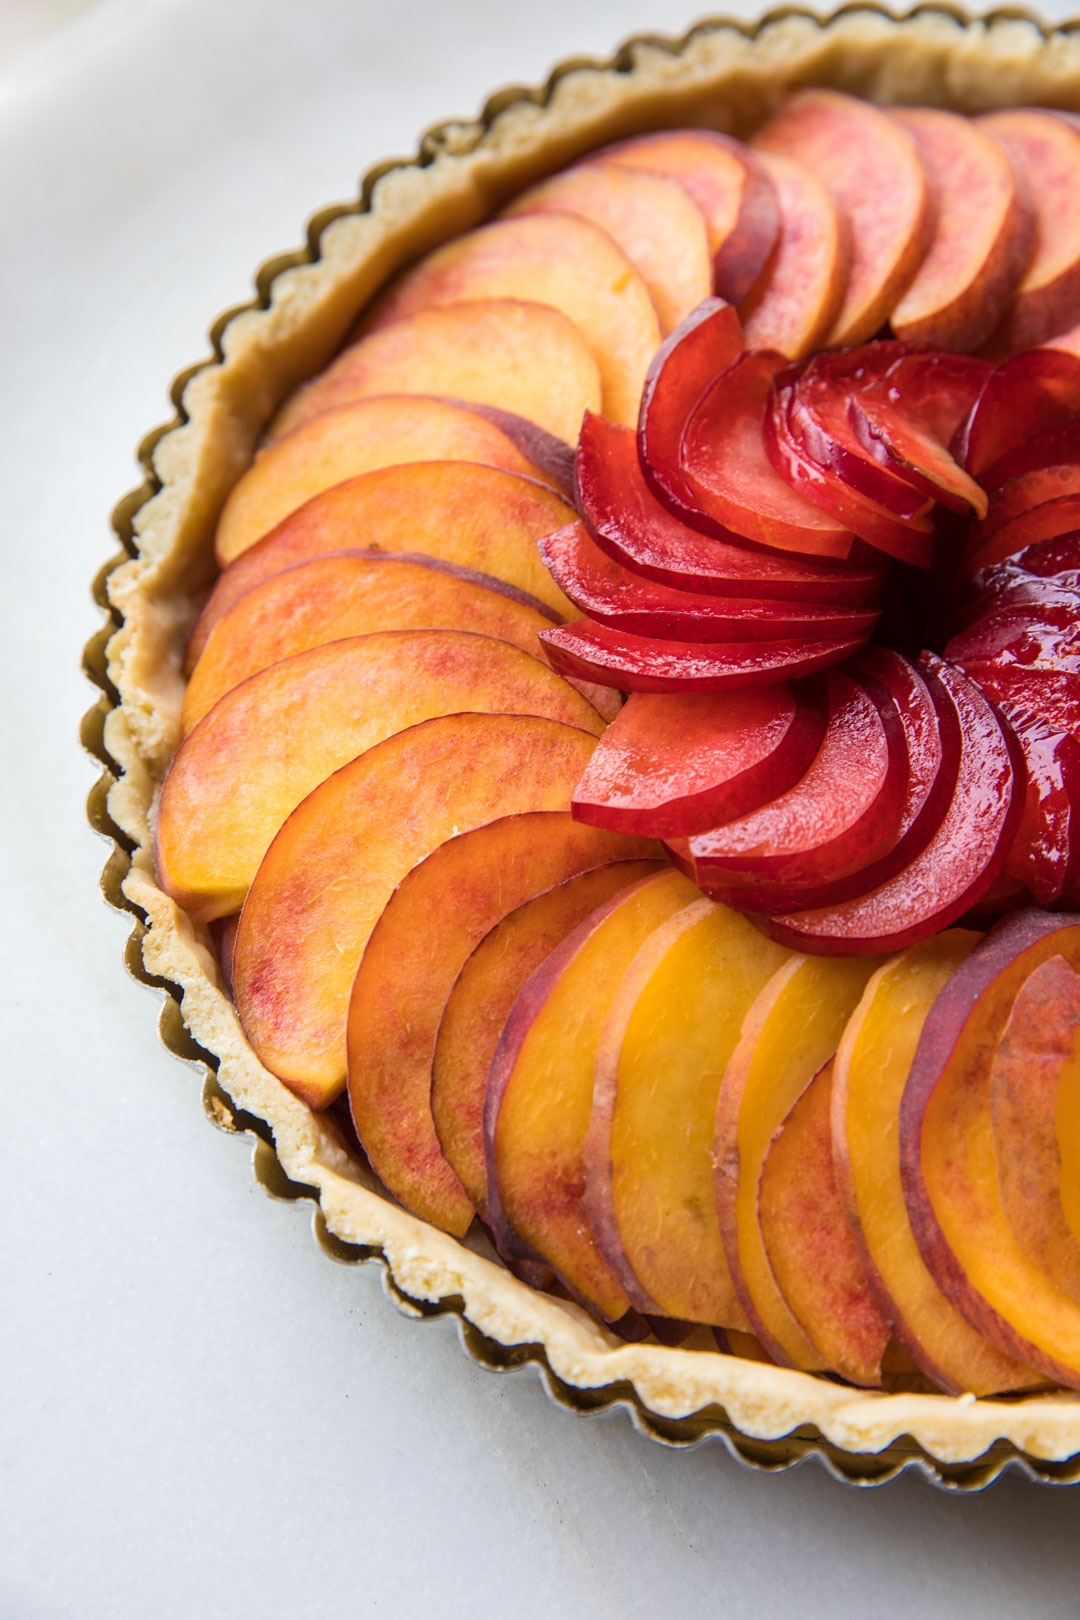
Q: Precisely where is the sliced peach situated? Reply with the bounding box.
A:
[504,165,711,335]
[979,110,1080,352]
[603,129,779,302]
[345,814,658,1235]
[890,108,1035,352]
[215,396,548,564]
[361,214,661,427]
[714,952,881,1371]
[183,554,572,732]
[267,299,601,445]
[834,930,1042,1394]
[188,462,576,664]
[989,955,1080,1302]
[753,89,933,348]
[759,1060,891,1387]
[584,901,790,1327]
[432,859,664,1217]
[156,631,602,923]
[739,150,849,359]
[901,910,1080,1385]
[486,868,699,1321]
[232,713,599,1108]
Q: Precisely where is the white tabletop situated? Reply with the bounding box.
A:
[6,2,1080,1615]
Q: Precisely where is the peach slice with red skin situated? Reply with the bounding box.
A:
[584,898,790,1326]
[978,110,1080,352]
[266,299,601,445]
[832,930,1042,1394]
[890,108,1035,353]
[485,868,699,1322]
[187,462,577,665]
[753,89,933,348]
[344,813,659,1234]
[988,955,1080,1302]
[570,680,829,839]
[714,951,880,1372]
[759,1060,891,1387]
[739,150,849,359]
[503,165,711,335]
[432,859,664,1218]
[157,630,602,924]
[232,713,600,1109]
[360,213,661,427]
[214,396,557,565]
[182,553,570,733]
[900,909,1080,1386]
[579,414,885,606]
[603,129,779,302]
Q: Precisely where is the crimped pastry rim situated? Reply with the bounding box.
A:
[85,4,1080,1488]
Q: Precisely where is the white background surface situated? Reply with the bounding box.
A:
[6,2,1080,1615]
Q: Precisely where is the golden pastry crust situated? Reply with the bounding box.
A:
[95,8,1080,1480]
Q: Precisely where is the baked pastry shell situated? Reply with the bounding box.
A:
[84,4,1080,1489]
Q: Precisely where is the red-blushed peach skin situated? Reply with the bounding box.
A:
[182,553,570,732]
[758,1059,891,1388]
[344,814,660,1235]
[214,395,558,564]
[503,164,711,335]
[232,713,601,1109]
[753,89,933,348]
[432,860,665,1218]
[266,299,601,445]
[156,631,603,924]
[834,931,1043,1394]
[485,868,698,1322]
[739,150,850,360]
[583,899,790,1327]
[900,911,1080,1386]
[713,951,880,1371]
[989,955,1080,1302]
[187,462,577,665]
[358,213,661,427]
[890,108,1035,353]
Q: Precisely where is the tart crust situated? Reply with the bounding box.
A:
[93,7,1080,1483]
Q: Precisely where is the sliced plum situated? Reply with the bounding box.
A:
[953,349,1080,479]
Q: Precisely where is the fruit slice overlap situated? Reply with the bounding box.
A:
[738,150,849,359]
[232,713,600,1107]
[345,813,659,1233]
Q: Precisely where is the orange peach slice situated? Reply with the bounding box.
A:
[214,396,547,564]
[266,299,601,444]
[157,631,603,923]
[432,859,665,1218]
[979,110,1080,352]
[890,108,1035,352]
[486,868,698,1322]
[989,955,1080,1303]
[233,713,600,1108]
[183,554,566,732]
[714,952,880,1371]
[902,915,1080,1386]
[754,89,933,348]
[503,165,711,335]
[345,814,659,1235]
[758,1059,891,1387]
[188,462,576,665]
[584,901,791,1328]
[603,129,779,303]
[739,150,849,359]
[361,214,661,427]
[834,931,1041,1394]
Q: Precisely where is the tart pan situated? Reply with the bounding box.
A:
[84,3,1080,1490]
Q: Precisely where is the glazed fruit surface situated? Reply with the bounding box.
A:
[159,89,1080,1395]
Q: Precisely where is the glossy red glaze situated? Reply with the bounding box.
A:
[570,679,829,837]
[947,600,1080,674]
[953,349,1080,479]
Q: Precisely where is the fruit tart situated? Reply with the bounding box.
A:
[89,9,1080,1486]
